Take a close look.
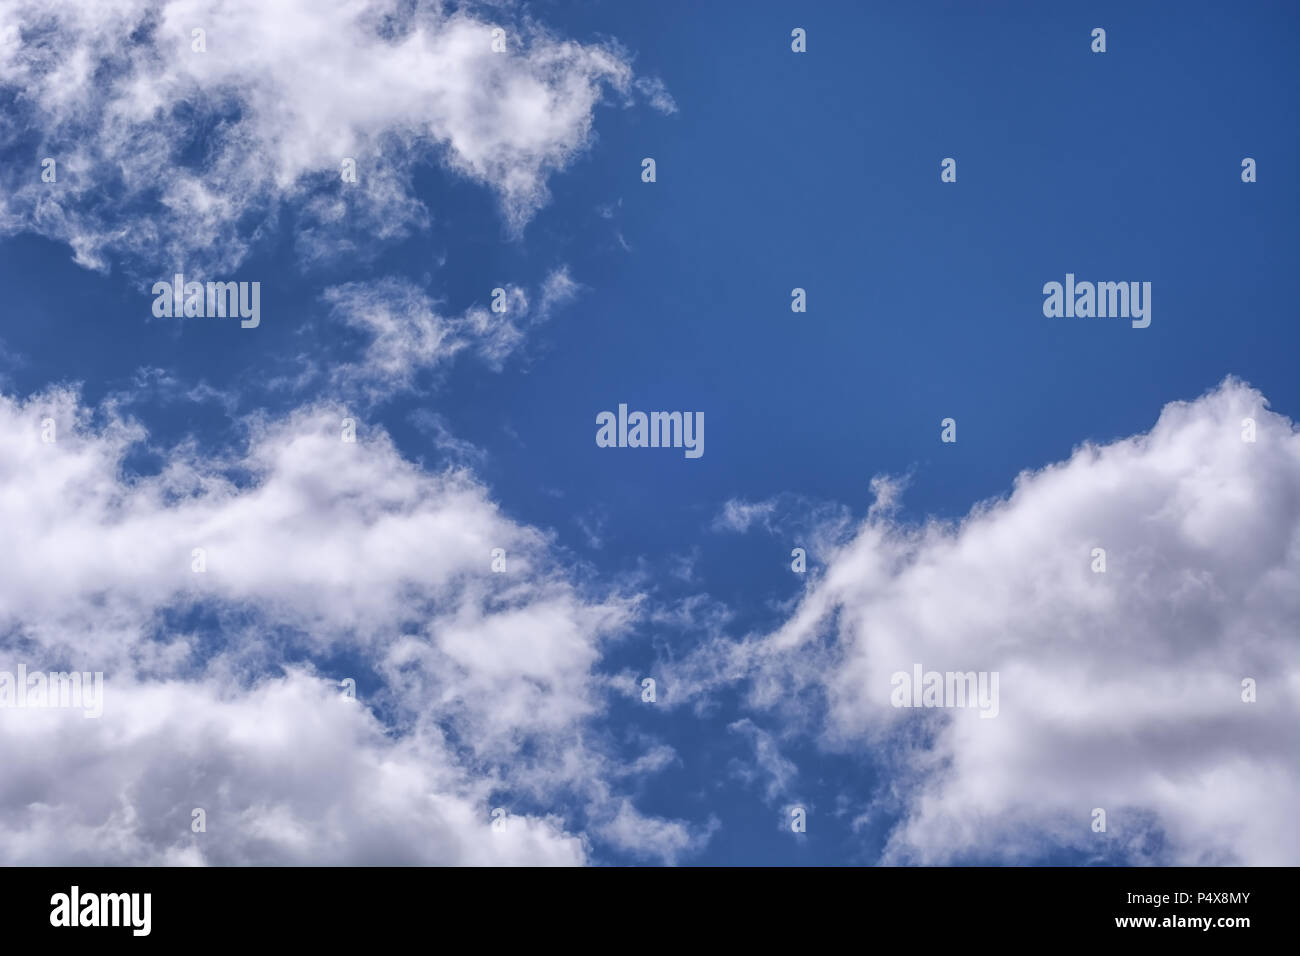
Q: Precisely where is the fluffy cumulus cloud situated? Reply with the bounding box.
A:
[0,0,697,865]
[0,673,587,865]
[0,0,673,272]
[0,386,702,864]
[670,379,1300,865]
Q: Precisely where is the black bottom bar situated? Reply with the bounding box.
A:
[1,865,1282,943]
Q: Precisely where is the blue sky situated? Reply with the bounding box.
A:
[0,0,1297,866]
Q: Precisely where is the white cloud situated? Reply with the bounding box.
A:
[672,379,1300,865]
[728,718,798,804]
[595,800,717,865]
[0,385,712,863]
[712,498,777,534]
[710,493,852,542]
[0,0,672,273]
[0,672,586,865]
[320,266,578,402]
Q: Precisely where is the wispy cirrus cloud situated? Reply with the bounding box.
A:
[317,265,579,403]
